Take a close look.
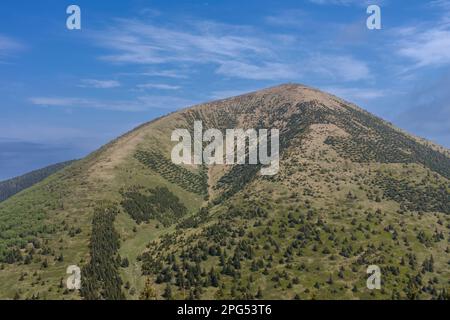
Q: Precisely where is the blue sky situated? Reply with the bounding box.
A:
[0,0,449,180]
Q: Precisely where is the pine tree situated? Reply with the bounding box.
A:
[140,278,157,300]
[163,283,173,300]
[121,257,129,268]
[256,287,263,299]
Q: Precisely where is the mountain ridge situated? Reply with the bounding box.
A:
[0,83,449,300]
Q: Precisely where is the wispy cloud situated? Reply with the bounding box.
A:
[429,0,450,10]
[307,0,384,6]
[0,34,23,59]
[310,55,371,81]
[136,83,181,90]
[92,18,372,82]
[390,1,450,70]
[324,86,386,102]
[79,79,121,88]
[396,28,450,68]
[29,95,194,112]
[210,88,259,100]
[265,10,307,27]
[0,126,88,144]
[216,61,300,80]
[95,19,270,66]
[140,70,188,78]
[92,19,295,81]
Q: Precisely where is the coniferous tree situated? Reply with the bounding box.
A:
[140,278,158,300]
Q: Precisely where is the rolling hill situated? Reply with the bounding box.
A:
[0,161,75,203]
[0,84,449,300]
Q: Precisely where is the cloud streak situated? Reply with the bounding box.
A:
[136,83,181,90]
[91,18,372,82]
[324,86,386,102]
[215,61,300,80]
[95,19,270,65]
[310,55,371,81]
[265,10,307,27]
[391,2,450,70]
[29,95,195,112]
[307,0,385,6]
[396,28,450,68]
[92,19,290,80]
[0,34,23,59]
[79,79,121,89]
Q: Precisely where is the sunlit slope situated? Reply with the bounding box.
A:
[0,84,449,300]
[0,110,204,299]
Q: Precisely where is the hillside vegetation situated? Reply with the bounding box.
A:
[0,84,448,300]
[0,161,74,203]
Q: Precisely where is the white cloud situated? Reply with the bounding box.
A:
[136,83,181,90]
[215,54,369,81]
[307,0,384,6]
[391,2,450,70]
[140,70,188,79]
[324,86,386,101]
[0,34,23,57]
[29,97,82,107]
[265,10,307,27]
[210,88,259,100]
[92,19,302,81]
[95,19,270,66]
[396,28,450,68]
[216,60,299,80]
[310,55,371,81]
[91,18,373,83]
[0,124,90,143]
[29,95,194,112]
[79,79,121,88]
[429,0,450,10]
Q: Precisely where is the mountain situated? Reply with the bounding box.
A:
[0,84,449,300]
[0,161,75,203]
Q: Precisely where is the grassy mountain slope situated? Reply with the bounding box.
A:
[0,161,75,203]
[0,84,449,300]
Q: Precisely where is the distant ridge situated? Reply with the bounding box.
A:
[0,160,75,202]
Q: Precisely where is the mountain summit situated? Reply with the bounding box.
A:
[0,84,449,300]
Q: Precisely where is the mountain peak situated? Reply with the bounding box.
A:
[1,83,449,300]
[234,83,349,111]
[195,83,348,119]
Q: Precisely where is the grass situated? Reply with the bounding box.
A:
[0,84,449,300]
